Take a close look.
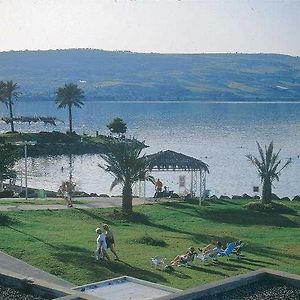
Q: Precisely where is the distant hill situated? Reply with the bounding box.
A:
[0,49,299,101]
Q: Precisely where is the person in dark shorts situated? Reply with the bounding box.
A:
[103,224,119,260]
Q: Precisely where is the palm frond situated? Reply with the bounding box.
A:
[247,141,291,186]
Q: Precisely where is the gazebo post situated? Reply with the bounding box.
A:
[190,171,193,195]
[138,180,142,198]
[199,170,202,205]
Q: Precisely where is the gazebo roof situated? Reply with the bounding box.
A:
[146,150,209,172]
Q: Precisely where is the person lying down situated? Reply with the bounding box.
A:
[169,247,198,267]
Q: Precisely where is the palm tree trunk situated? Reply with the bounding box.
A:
[68,105,72,133]
[8,97,14,132]
[262,178,272,204]
[122,182,133,214]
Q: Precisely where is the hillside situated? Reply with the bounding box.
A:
[0,49,300,101]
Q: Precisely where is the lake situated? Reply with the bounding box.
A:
[1,101,299,198]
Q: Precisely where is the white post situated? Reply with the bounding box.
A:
[24,144,28,200]
[20,171,23,192]
[199,170,202,206]
[190,171,193,195]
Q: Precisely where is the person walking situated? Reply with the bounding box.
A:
[103,224,119,260]
[95,228,110,261]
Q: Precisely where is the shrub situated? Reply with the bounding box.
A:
[134,235,167,247]
[280,197,290,201]
[18,191,35,198]
[0,213,12,226]
[242,193,253,199]
[244,201,296,214]
[271,193,280,200]
[0,190,14,198]
[292,195,300,201]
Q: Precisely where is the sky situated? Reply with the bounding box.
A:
[0,0,300,56]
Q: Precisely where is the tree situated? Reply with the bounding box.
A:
[246,141,291,204]
[0,144,20,190]
[107,117,127,138]
[99,140,154,214]
[55,83,84,133]
[0,81,21,132]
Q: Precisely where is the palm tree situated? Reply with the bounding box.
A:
[99,140,154,214]
[246,141,291,204]
[0,81,21,132]
[55,83,84,133]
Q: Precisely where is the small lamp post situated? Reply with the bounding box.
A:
[15,141,37,200]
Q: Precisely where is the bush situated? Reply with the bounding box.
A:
[89,193,99,197]
[18,191,35,198]
[134,235,167,247]
[280,197,290,201]
[271,193,280,200]
[46,191,58,198]
[99,194,110,197]
[0,190,14,198]
[0,213,12,226]
[292,195,300,201]
[244,201,296,214]
[242,193,253,199]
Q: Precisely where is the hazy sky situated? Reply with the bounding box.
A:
[0,0,300,56]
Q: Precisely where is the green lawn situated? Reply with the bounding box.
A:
[0,200,299,290]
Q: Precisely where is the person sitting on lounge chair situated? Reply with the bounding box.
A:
[170,247,198,267]
[197,241,223,261]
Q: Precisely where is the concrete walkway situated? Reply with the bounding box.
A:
[0,251,74,288]
[0,196,154,211]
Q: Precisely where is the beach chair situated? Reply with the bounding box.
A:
[196,246,222,263]
[217,242,236,258]
[151,256,166,270]
[179,252,198,267]
[232,242,246,259]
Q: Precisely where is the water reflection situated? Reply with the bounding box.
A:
[5,102,300,197]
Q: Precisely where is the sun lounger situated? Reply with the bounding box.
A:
[232,242,246,259]
[151,256,166,269]
[217,242,237,258]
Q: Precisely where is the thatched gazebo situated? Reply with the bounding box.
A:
[138,150,209,200]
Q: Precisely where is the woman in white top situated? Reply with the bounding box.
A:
[95,228,110,260]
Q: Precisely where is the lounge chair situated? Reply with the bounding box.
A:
[217,242,236,258]
[151,256,166,270]
[197,246,222,263]
[179,252,198,267]
[232,242,246,259]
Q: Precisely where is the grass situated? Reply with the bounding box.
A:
[0,200,299,290]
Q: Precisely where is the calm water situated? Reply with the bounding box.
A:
[1,101,299,198]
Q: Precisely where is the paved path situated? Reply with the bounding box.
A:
[0,196,154,211]
[0,251,74,288]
